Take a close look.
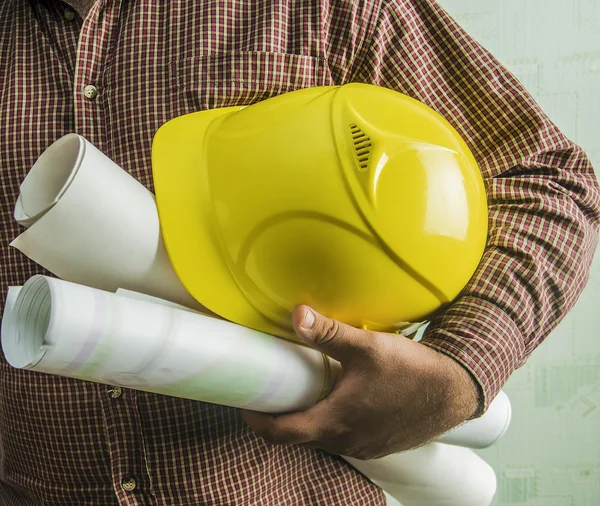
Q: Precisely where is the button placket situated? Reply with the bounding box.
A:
[66,0,154,500]
[73,0,124,139]
[98,385,153,501]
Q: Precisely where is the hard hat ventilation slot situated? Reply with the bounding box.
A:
[349,123,371,171]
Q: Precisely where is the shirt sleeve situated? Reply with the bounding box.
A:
[345,0,600,412]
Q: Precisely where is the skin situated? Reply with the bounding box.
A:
[243,305,480,460]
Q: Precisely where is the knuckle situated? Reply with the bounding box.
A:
[253,425,286,445]
[362,332,388,361]
[345,331,382,369]
[255,422,318,447]
[359,331,378,352]
[321,420,348,440]
[261,429,286,446]
[319,318,341,344]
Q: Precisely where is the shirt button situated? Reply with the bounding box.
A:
[122,476,137,492]
[107,386,123,399]
[83,84,98,100]
[64,8,76,21]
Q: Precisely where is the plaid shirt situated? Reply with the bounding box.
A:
[1,0,599,504]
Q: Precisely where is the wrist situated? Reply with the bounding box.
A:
[437,352,482,422]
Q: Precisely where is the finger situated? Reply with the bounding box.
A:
[292,305,376,362]
[242,396,341,446]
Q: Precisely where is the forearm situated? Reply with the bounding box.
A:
[421,144,600,412]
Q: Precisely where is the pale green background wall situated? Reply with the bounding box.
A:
[436,1,600,505]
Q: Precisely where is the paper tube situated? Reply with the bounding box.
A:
[10,134,200,309]
[345,442,496,506]
[1,276,337,413]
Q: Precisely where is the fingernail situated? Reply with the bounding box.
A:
[301,309,315,329]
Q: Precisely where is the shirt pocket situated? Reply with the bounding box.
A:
[170,51,329,112]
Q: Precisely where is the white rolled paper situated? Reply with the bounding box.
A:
[11,134,199,309]
[346,442,497,506]
[1,276,337,413]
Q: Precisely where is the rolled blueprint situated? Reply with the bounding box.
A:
[1,276,336,413]
[2,276,510,447]
[10,134,199,309]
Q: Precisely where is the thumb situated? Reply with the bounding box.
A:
[292,305,374,362]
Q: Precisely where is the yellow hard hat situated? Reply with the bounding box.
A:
[152,84,487,341]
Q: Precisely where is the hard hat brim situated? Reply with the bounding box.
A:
[152,108,296,340]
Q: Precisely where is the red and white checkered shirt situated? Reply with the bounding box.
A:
[1,0,598,504]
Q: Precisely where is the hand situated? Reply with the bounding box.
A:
[243,305,480,460]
